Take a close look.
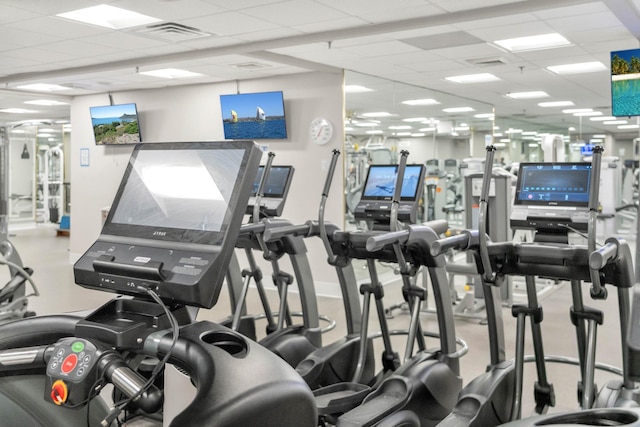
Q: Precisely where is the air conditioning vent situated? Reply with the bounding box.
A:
[230,62,273,70]
[467,56,509,67]
[134,22,213,42]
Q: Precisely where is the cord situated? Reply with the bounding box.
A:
[101,287,179,426]
[0,257,39,297]
[557,224,603,247]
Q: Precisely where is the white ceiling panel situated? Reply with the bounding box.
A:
[240,0,350,27]
[454,13,537,31]
[180,11,278,36]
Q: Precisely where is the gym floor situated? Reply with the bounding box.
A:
[10,224,630,420]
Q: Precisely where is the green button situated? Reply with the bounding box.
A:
[71,341,85,353]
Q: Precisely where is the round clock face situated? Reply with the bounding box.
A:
[310,117,334,145]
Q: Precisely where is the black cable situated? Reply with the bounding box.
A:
[557,223,603,247]
[101,287,179,426]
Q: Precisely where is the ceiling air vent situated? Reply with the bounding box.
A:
[133,22,213,42]
[230,62,273,71]
[467,56,509,67]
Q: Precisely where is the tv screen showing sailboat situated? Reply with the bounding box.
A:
[220,91,287,140]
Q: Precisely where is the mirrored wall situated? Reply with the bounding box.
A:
[344,71,494,231]
[6,124,70,227]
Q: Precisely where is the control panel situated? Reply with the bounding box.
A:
[45,338,101,406]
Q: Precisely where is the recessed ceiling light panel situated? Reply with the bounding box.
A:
[344,85,374,93]
[16,83,70,92]
[445,73,501,84]
[506,91,549,99]
[140,68,203,79]
[538,101,575,107]
[57,5,161,30]
[402,99,440,106]
[493,33,571,52]
[547,62,606,75]
[443,107,474,113]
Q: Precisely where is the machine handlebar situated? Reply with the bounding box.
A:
[589,241,618,270]
[366,230,410,252]
[430,231,476,257]
[263,223,313,241]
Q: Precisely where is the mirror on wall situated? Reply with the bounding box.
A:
[343,71,494,232]
[7,123,70,226]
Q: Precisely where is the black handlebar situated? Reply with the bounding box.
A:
[365,230,410,252]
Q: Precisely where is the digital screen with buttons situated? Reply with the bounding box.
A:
[515,163,592,207]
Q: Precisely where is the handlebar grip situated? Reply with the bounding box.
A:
[365,230,410,252]
[239,222,266,236]
[589,242,618,270]
[101,354,163,414]
[422,219,448,236]
[430,233,470,257]
[263,224,311,242]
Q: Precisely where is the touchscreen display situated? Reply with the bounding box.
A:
[361,165,423,201]
[515,163,592,206]
[109,148,245,232]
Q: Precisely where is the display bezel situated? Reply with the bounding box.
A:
[361,164,425,202]
[514,162,592,207]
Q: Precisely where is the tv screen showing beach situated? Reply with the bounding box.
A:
[611,48,640,117]
[90,103,141,145]
[220,91,287,140]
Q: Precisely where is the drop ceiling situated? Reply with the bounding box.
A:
[0,0,639,137]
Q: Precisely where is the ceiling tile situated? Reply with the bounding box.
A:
[180,11,278,36]
[241,0,349,27]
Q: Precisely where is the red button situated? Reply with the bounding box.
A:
[61,354,78,374]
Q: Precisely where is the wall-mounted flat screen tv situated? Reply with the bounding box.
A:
[220,91,287,140]
[90,103,142,145]
[611,48,640,117]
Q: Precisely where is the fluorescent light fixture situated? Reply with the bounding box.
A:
[604,120,627,125]
[547,61,606,75]
[0,108,38,114]
[589,138,604,143]
[389,125,412,130]
[403,117,428,122]
[344,127,354,131]
[344,85,374,93]
[568,127,576,131]
[445,73,501,84]
[590,116,616,121]
[493,126,500,130]
[355,122,380,127]
[139,68,203,79]
[419,127,436,132]
[506,91,549,99]
[39,128,58,133]
[474,113,495,119]
[563,108,592,114]
[24,99,69,106]
[619,124,640,129]
[506,128,523,134]
[411,133,426,137]
[56,5,161,30]
[528,143,539,147]
[493,132,503,137]
[37,133,52,138]
[592,134,606,138]
[538,101,575,107]
[361,112,393,118]
[16,83,70,92]
[454,126,470,131]
[421,119,440,124]
[493,33,571,52]
[500,138,511,143]
[573,111,602,117]
[10,129,26,134]
[493,143,506,148]
[395,132,412,136]
[402,98,440,106]
[522,131,538,136]
[443,107,474,113]
[366,130,384,134]
[451,132,459,136]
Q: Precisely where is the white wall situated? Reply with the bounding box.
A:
[70,71,345,290]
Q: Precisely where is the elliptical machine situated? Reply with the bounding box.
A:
[0,141,317,426]
[434,145,638,427]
